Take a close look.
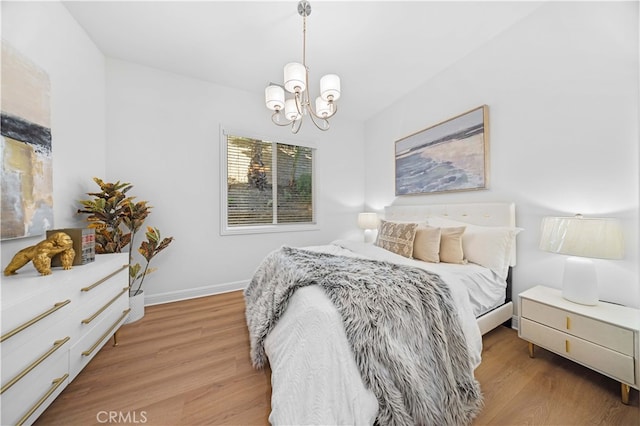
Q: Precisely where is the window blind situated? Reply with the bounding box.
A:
[226,135,313,227]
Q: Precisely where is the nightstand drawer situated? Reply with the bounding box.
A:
[521,298,634,356]
[521,318,635,384]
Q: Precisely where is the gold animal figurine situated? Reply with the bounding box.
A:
[4,232,76,276]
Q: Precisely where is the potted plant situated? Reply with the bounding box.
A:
[77,178,174,323]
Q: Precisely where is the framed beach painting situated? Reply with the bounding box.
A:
[395,105,489,196]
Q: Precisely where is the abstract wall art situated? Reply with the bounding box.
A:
[1,41,54,240]
[395,105,489,196]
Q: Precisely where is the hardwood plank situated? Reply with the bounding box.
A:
[473,326,639,426]
[36,291,639,425]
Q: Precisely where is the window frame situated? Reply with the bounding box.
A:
[220,126,319,236]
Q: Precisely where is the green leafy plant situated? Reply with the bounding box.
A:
[78,177,174,296]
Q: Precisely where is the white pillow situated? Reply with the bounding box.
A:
[426,216,522,279]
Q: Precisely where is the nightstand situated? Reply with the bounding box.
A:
[518,285,640,404]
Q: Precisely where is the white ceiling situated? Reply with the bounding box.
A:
[63,1,544,122]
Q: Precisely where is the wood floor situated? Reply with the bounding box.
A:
[36,290,639,425]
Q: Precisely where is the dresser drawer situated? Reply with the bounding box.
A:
[76,264,128,303]
[1,329,70,389]
[1,253,129,425]
[70,270,128,334]
[70,285,129,338]
[69,294,130,380]
[521,298,634,356]
[1,297,72,356]
[0,344,69,426]
[521,317,635,384]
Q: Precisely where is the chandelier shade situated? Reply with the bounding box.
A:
[265,85,285,111]
[320,74,341,101]
[284,62,307,94]
[315,97,331,117]
[265,1,340,133]
[285,99,302,121]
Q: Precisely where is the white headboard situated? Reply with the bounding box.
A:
[384,202,517,265]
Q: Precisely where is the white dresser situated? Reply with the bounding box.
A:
[519,285,640,404]
[1,253,130,425]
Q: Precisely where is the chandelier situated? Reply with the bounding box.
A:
[264,0,341,134]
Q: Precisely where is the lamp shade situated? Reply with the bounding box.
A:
[357,212,379,230]
[539,216,624,260]
[315,97,332,118]
[284,62,306,94]
[320,74,341,101]
[284,99,302,121]
[265,85,285,111]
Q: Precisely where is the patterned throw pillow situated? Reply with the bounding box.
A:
[375,220,418,258]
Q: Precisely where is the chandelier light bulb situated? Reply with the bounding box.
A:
[272,110,285,125]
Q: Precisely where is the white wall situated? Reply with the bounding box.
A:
[0,1,365,303]
[3,1,637,310]
[105,59,365,303]
[1,2,107,268]
[364,2,639,308]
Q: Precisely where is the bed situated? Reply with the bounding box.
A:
[245,202,519,425]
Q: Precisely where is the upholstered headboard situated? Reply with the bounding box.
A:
[384,202,517,266]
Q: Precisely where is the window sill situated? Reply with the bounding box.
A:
[221,223,319,236]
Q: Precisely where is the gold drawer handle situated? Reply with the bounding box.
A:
[16,373,69,426]
[1,336,70,395]
[82,309,131,357]
[565,340,570,353]
[81,288,129,324]
[0,300,71,343]
[81,265,128,292]
[566,316,571,330]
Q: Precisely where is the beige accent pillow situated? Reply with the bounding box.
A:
[439,226,467,264]
[428,216,522,279]
[375,219,418,258]
[413,226,441,263]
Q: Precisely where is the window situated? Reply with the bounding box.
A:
[221,129,316,235]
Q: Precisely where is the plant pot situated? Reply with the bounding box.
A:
[125,290,145,324]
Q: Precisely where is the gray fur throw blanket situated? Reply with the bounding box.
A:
[244,246,482,425]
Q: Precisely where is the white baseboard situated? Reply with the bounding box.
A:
[144,280,249,306]
[511,315,519,331]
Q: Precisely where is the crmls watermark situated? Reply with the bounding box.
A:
[96,411,148,424]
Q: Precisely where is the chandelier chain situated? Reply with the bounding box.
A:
[302,14,307,68]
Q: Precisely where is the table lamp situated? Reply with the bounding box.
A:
[539,215,624,305]
[357,212,379,243]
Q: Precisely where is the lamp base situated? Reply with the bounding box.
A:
[562,257,598,305]
[363,229,375,244]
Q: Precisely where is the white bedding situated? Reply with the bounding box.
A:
[264,240,487,425]
[329,240,508,317]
